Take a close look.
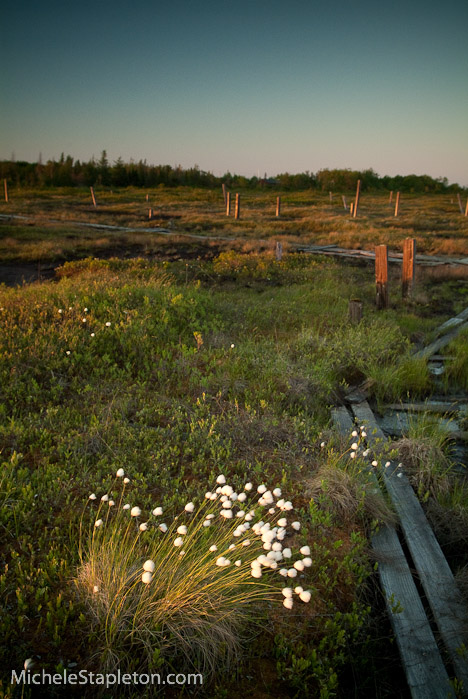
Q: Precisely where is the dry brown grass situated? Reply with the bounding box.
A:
[304,463,396,527]
[1,188,467,263]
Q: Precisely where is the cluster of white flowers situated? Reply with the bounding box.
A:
[87,470,314,610]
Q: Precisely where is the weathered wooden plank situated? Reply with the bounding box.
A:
[331,407,454,699]
[413,321,468,359]
[435,307,468,336]
[385,401,467,414]
[351,401,468,690]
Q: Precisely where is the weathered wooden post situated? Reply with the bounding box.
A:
[348,299,363,323]
[394,191,400,217]
[353,179,361,218]
[350,201,354,216]
[465,199,468,217]
[389,190,393,204]
[149,208,153,220]
[402,238,416,299]
[234,193,240,220]
[222,183,227,206]
[342,195,347,210]
[457,193,464,214]
[375,244,389,309]
[146,193,149,202]
[276,241,283,261]
[3,179,8,203]
[226,191,231,216]
[276,196,281,218]
[90,186,97,207]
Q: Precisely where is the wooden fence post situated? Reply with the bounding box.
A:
[465,199,468,217]
[375,245,389,309]
[457,193,464,214]
[90,186,97,207]
[353,179,361,218]
[350,201,354,216]
[276,196,281,218]
[149,208,153,220]
[226,192,231,216]
[402,238,416,299]
[342,195,347,210]
[394,191,400,217]
[3,179,8,203]
[349,299,363,323]
[146,193,149,202]
[389,190,393,204]
[222,183,227,206]
[234,193,240,220]
[275,241,283,261]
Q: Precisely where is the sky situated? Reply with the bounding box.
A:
[1,0,468,185]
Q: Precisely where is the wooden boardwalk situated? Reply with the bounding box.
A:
[332,307,468,697]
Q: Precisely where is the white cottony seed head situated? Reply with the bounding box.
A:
[283,597,293,609]
[130,506,141,517]
[143,560,155,572]
[216,475,226,485]
[141,571,153,584]
[184,502,195,513]
[116,468,125,477]
[152,506,163,516]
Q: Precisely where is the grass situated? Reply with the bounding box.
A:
[0,250,466,697]
[1,186,468,263]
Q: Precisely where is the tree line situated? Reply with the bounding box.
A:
[0,152,463,193]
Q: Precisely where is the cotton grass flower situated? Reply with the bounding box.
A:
[177,525,188,535]
[24,658,34,671]
[283,597,293,609]
[116,468,125,477]
[291,521,301,531]
[159,523,168,532]
[123,477,130,484]
[100,494,109,502]
[139,523,148,532]
[287,568,298,578]
[184,502,195,513]
[299,590,311,603]
[130,506,141,517]
[141,571,153,584]
[174,537,184,547]
[94,519,103,528]
[143,560,155,572]
[300,546,310,556]
[152,506,163,516]
[105,321,112,327]
[89,493,97,500]
[123,504,130,510]
[216,475,226,485]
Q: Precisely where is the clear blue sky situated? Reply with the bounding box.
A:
[1,0,467,185]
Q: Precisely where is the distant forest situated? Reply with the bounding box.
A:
[0,152,464,193]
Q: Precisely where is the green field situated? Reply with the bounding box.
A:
[1,188,468,697]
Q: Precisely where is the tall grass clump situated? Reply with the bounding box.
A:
[76,470,314,678]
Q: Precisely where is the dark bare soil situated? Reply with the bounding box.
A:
[0,242,222,286]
